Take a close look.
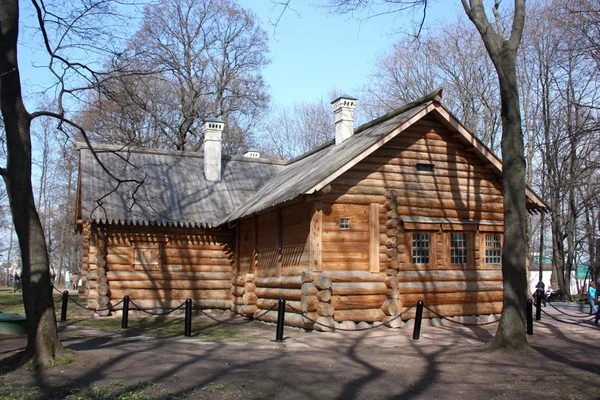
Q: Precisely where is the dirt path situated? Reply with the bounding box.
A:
[1,303,599,399]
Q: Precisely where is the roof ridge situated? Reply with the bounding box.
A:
[280,88,443,166]
[75,142,287,165]
[354,88,443,135]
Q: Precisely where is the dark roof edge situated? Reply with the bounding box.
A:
[354,88,443,135]
[283,88,443,167]
[74,142,287,166]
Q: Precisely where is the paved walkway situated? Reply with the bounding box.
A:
[1,302,599,399]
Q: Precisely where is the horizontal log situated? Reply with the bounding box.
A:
[255,287,301,300]
[399,302,503,320]
[332,282,388,296]
[399,281,504,294]
[396,207,503,221]
[110,299,232,311]
[302,271,386,283]
[254,276,302,288]
[256,298,302,312]
[322,231,370,242]
[333,309,386,323]
[106,271,232,281]
[109,289,232,300]
[334,177,502,196]
[106,280,231,290]
[331,295,388,310]
[397,270,502,282]
[322,261,370,271]
[340,170,501,190]
[254,310,306,329]
[400,291,504,305]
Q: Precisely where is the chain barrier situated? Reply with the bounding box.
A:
[53,285,124,312]
[198,303,278,325]
[128,299,186,316]
[540,308,594,325]
[285,303,415,332]
[423,304,500,327]
[546,302,593,318]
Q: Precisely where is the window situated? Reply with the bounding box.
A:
[412,233,430,264]
[450,233,468,264]
[339,218,351,230]
[485,234,502,264]
[129,235,167,271]
[416,163,434,172]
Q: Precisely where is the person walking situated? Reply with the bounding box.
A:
[64,270,71,291]
[535,281,546,307]
[589,280,598,315]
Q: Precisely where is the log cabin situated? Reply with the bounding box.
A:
[76,89,547,327]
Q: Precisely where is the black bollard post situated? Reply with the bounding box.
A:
[535,291,542,321]
[184,298,192,337]
[121,296,130,329]
[60,290,69,322]
[275,298,286,342]
[526,298,533,335]
[412,300,424,340]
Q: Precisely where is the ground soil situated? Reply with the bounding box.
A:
[1,302,599,399]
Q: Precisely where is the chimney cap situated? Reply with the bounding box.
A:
[331,94,358,104]
[204,117,223,123]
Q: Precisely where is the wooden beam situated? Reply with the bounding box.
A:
[253,216,258,273]
[235,221,240,273]
[310,202,323,272]
[369,203,380,273]
[275,208,282,277]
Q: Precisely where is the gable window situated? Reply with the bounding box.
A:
[339,217,351,230]
[416,163,434,172]
[412,233,430,264]
[485,234,502,264]
[450,233,468,265]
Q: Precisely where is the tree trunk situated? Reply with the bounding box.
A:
[489,55,529,350]
[0,0,64,366]
[463,0,529,350]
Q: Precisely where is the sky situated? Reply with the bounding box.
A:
[17,0,464,110]
[238,0,463,106]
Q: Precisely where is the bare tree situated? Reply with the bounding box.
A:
[361,20,502,151]
[82,0,270,154]
[0,0,139,366]
[260,93,337,159]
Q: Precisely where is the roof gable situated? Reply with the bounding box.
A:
[222,90,547,223]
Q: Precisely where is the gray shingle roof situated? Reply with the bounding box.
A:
[221,99,434,223]
[78,145,285,228]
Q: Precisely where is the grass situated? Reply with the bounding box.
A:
[0,289,265,342]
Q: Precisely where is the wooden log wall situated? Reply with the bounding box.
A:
[309,113,505,320]
[234,202,311,279]
[301,271,388,324]
[86,224,235,312]
[321,204,371,271]
[79,221,90,302]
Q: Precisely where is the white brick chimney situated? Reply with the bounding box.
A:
[202,119,224,182]
[331,95,358,145]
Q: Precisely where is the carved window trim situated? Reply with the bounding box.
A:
[129,235,167,271]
